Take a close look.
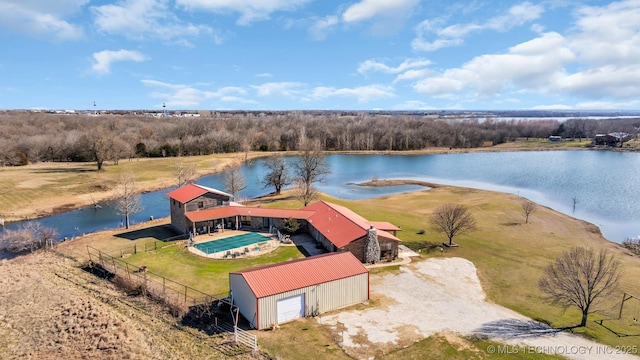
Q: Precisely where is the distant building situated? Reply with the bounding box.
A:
[594,132,632,147]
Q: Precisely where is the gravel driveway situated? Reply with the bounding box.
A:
[317,257,639,360]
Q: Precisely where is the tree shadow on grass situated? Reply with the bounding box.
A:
[114,224,181,241]
[473,319,567,339]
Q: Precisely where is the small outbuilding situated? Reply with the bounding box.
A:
[229,252,369,330]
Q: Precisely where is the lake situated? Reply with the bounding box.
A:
[2,151,639,243]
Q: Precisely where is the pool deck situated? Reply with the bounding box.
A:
[187,230,282,259]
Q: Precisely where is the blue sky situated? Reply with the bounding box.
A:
[1,0,639,111]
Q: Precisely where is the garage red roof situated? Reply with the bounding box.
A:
[167,184,232,203]
[231,252,368,298]
[185,206,315,223]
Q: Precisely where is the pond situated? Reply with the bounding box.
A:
[3,151,639,243]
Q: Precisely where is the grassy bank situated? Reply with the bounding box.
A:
[0,152,269,222]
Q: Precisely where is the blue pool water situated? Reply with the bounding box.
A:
[194,232,271,254]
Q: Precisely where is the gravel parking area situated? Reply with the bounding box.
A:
[318,257,639,360]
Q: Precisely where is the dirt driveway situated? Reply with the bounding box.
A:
[318,257,639,360]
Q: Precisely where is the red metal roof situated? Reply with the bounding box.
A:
[167,184,232,203]
[369,221,401,232]
[231,252,368,298]
[185,205,315,223]
[303,201,401,248]
[167,184,209,203]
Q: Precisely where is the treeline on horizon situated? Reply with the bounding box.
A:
[0,111,638,167]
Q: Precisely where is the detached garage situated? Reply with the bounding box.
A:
[229,252,369,330]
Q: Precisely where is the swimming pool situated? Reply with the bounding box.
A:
[193,232,271,255]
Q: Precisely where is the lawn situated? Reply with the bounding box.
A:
[122,244,304,295]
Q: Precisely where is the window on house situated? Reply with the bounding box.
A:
[198,201,204,209]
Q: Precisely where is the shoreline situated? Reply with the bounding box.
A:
[0,144,628,225]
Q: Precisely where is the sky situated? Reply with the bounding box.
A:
[1,0,640,111]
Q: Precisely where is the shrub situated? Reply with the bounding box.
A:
[282,218,300,234]
[622,237,640,256]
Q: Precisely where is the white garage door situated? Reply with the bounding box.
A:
[277,294,305,324]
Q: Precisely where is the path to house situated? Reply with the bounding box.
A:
[317,257,639,360]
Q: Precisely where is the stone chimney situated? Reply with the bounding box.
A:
[364,226,380,263]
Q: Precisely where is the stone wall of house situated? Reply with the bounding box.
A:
[185,193,229,212]
[170,199,187,233]
[342,237,367,263]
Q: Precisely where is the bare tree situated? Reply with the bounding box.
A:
[430,203,476,246]
[81,129,116,171]
[538,247,622,327]
[261,155,291,195]
[292,139,330,205]
[521,200,537,224]
[293,179,320,207]
[223,165,246,200]
[112,172,142,229]
[0,223,58,253]
[174,161,196,187]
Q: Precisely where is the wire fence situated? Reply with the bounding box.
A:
[87,245,221,308]
[85,245,258,350]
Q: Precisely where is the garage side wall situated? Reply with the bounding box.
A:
[256,274,369,330]
[315,273,369,314]
[229,274,258,329]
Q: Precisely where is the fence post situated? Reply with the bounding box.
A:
[125,263,131,281]
[134,244,137,254]
[184,285,188,305]
[112,257,117,274]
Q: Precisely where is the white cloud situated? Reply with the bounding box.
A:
[309,15,338,41]
[251,82,305,97]
[393,100,435,110]
[0,0,86,40]
[92,0,213,42]
[310,84,395,103]
[574,100,640,110]
[357,58,431,75]
[413,32,574,98]
[412,2,544,52]
[255,73,274,78]
[342,0,418,23]
[530,104,574,110]
[569,0,640,67]
[410,1,640,106]
[175,0,312,25]
[91,50,148,74]
[142,80,251,107]
[395,69,432,82]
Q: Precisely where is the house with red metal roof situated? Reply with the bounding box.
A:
[167,184,402,263]
[229,252,369,329]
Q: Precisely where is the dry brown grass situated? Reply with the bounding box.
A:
[0,153,268,222]
[0,251,268,359]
